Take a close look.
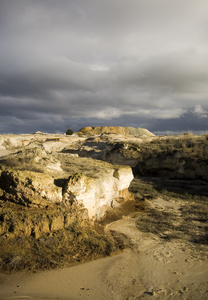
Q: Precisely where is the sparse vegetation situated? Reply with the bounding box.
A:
[136,133,208,160]
[130,177,208,200]
[136,203,208,245]
[130,178,208,245]
[129,179,159,200]
[130,134,208,179]
[0,227,113,272]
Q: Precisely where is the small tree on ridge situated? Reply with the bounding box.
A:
[66,128,73,135]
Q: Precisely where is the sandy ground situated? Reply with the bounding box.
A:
[0,198,207,300]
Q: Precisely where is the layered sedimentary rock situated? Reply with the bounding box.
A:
[77,126,155,137]
[0,145,134,224]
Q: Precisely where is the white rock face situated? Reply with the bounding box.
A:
[63,166,134,220]
[113,166,134,190]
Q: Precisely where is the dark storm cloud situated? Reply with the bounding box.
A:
[0,0,208,133]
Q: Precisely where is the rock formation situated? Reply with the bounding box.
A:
[135,152,208,180]
[0,129,208,273]
[63,166,133,220]
[1,130,207,238]
[133,134,208,180]
[77,126,155,137]
[0,132,135,271]
[0,142,134,223]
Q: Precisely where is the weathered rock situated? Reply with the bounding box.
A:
[77,126,155,137]
[0,131,151,167]
[0,168,63,207]
[63,165,134,220]
[0,149,134,222]
[50,214,65,232]
[33,218,50,239]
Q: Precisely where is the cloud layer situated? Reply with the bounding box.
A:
[0,0,208,133]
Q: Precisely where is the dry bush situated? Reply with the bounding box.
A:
[0,200,128,273]
[0,222,117,273]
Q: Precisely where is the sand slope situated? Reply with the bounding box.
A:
[0,198,208,300]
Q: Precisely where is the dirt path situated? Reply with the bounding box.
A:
[0,198,208,300]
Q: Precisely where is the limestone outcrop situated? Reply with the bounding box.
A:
[63,166,134,220]
[77,126,155,137]
[0,200,81,239]
[0,197,114,272]
[103,142,142,167]
[0,144,134,223]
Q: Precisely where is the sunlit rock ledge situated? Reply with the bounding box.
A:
[0,141,134,222]
[76,126,155,137]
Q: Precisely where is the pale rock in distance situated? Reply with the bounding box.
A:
[77,126,155,137]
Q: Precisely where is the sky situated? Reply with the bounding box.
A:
[0,0,208,134]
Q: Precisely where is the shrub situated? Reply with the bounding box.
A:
[66,128,73,135]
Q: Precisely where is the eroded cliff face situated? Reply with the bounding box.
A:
[0,198,115,272]
[0,199,82,240]
[63,166,133,220]
[0,143,134,227]
[135,152,208,180]
[133,135,208,180]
